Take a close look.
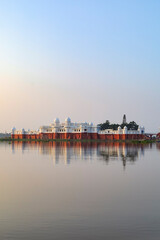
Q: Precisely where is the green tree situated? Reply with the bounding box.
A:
[99,119,139,131]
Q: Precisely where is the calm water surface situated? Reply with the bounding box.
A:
[0,141,160,240]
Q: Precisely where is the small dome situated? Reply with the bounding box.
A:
[65,117,71,123]
[124,126,127,129]
[118,126,121,129]
[54,118,60,123]
[21,128,25,133]
[11,127,16,133]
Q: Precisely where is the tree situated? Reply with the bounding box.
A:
[99,119,139,131]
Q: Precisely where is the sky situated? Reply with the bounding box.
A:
[0,0,160,132]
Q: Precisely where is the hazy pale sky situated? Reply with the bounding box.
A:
[0,0,160,132]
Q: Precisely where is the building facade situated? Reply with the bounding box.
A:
[11,117,145,140]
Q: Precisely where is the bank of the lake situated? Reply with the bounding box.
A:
[0,137,157,144]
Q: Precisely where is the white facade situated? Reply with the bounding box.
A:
[12,118,99,135]
[12,118,145,135]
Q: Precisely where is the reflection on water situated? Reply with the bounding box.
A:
[11,141,159,168]
[1,141,160,240]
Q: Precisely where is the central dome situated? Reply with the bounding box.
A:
[65,117,71,123]
[54,118,60,123]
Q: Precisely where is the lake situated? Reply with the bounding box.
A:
[0,141,160,240]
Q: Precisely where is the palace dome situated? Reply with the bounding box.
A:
[65,117,71,123]
[54,118,60,123]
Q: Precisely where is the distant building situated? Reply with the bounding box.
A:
[11,117,145,140]
[122,114,127,124]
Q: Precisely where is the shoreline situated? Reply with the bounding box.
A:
[0,138,157,144]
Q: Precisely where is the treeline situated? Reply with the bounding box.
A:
[98,120,139,131]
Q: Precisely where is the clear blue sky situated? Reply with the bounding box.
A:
[0,0,160,132]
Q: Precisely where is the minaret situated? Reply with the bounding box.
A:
[122,114,127,124]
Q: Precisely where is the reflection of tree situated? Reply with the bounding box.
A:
[99,150,138,166]
[120,152,138,169]
[99,143,149,168]
[121,152,138,162]
[100,151,110,163]
[11,141,151,168]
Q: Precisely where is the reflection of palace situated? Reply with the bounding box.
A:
[11,141,155,168]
